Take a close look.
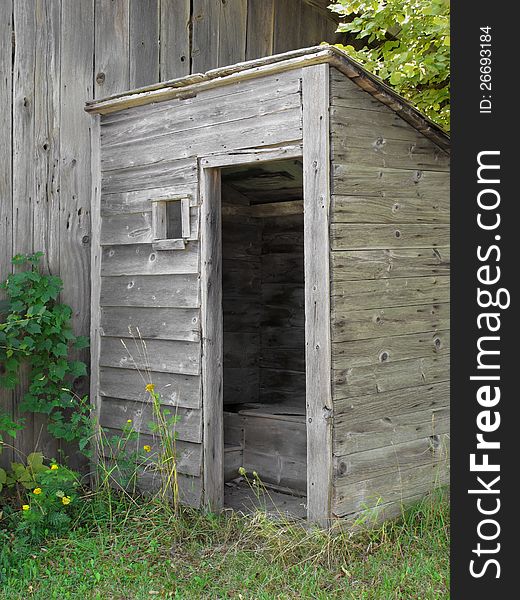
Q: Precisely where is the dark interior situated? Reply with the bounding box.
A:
[220,159,307,516]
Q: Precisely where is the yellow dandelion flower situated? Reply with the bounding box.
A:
[33,488,42,495]
[145,383,155,393]
[62,496,72,505]
[143,445,152,452]
[127,419,132,424]
[50,464,59,470]
[22,505,30,511]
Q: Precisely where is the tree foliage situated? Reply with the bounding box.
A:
[329,0,450,131]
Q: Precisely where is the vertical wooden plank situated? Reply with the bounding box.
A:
[32,0,62,459]
[90,115,102,468]
[159,0,191,80]
[192,0,220,73]
[129,0,159,88]
[94,0,130,98]
[273,0,301,54]
[245,0,274,60]
[303,63,332,526]
[0,0,13,467]
[201,167,224,511]
[12,0,36,461]
[60,0,94,468]
[218,0,247,67]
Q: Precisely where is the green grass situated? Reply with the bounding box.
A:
[0,489,449,600]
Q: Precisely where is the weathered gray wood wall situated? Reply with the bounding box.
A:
[328,67,450,520]
[0,0,342,467]
[95,68,305,506]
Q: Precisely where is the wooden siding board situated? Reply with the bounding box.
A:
[99,396,202,444]
[100,306,200,342]
[94,0,130,98]
[101,243,199,276]
[303,64,332,525]
[331,275,450,311]
[129,0,159,89]
[159,0,191,80]
[331,248,450,281]
[218,0,247,67]
[245,0,274,60]
[201,168,224,511]
[332,302,450,343]
[99,367,201,409]
[192,0,221,73]
[333,461,449,518]
[333,354,450,399]
[99,337,200,376]
[332,329,449,370]
[60,0,94,400]
[273,0,301,54]
[100,274,200,308]
[333,406,449,456]
[0,0,13,466]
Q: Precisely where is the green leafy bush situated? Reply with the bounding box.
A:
[330,0,450,131]
[0,253,92,454]
[1,453,81,544]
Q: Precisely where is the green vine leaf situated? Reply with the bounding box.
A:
[0,253,93,455]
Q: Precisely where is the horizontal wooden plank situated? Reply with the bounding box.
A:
[99,397,202,443]
[100,428,202,477]
[100,274,199,308]
[330,103,446,145]
[136,469,202,508]
[101,69,301,125]
[332,165,449,199]
[101,243,200,276]
[224,299,261,331]
[331,248,450,281]
[101,157,198,195]
[101,70,302,146]
[331,137,450,172]
[333,434,449,485]
[100,337,200,375]
[333,406,449,456]
[101,206,198,245]
[331,194,449,224]
[101,107,303,172]
[333,354,449,399]
[332,276,449,311]
[331,223,450,251]
[334,381,449,423]
[332,330,449,370]
[100,306,200,342]
[99,367,200,409]
[101,183,198,215]
[332,302,450,343]
[332,461,449,517]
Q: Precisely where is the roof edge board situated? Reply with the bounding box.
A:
[85,45,449,152]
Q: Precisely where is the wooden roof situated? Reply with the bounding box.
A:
[86,45,449,152]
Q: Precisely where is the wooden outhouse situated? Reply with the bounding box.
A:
[86,46,450,526]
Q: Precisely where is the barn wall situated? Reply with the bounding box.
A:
[95,69,304,505]
[0,0,342,468]
[328,67,451,520]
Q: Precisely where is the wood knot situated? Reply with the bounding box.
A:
[394,230,401,239]
[379,351,389,362]
[96,72,105,85]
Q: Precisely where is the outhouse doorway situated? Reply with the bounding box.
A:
[199,146,330,521]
